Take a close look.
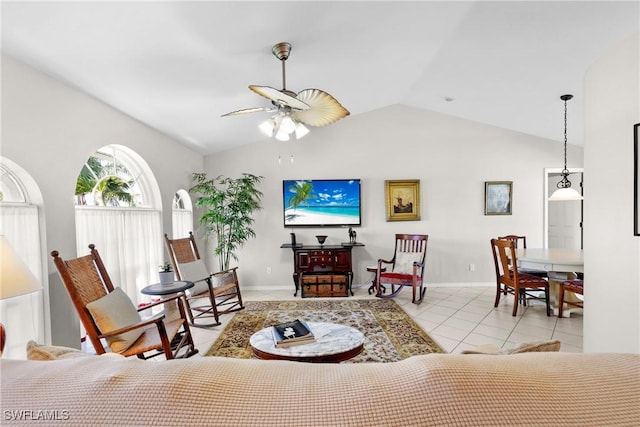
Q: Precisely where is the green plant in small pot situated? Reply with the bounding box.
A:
[190,172,263,273]
[158,262,174,285]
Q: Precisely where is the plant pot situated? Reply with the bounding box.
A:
[159,271,174,285]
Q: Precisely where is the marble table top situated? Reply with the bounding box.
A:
[250,321,365,362]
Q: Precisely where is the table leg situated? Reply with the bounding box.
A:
[367,267,386,295]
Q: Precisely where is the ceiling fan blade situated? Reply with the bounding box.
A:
[291,89,350,127]
[221,106,271,117]
[249,85,310,111]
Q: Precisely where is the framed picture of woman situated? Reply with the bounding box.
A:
[485,181,512,215]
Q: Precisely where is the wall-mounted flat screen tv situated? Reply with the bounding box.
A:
[283,179,361,227]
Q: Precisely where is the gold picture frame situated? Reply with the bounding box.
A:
[385,179,420,221]
[484,181,512,215]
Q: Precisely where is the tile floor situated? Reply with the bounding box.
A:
[188,283,583,357]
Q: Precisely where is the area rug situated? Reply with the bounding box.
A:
[205,299,444,363]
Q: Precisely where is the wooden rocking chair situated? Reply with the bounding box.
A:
[164,232,244,327]
[51,245,198,359]
[375,234,429,304]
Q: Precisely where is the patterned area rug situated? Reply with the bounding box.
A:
[205,299,444,362]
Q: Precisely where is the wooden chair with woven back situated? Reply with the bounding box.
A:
[491,238,551,317]
[51,245,198,359]
[375,234,428,304]
[164,232,244,327]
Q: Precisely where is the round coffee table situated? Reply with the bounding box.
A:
[249,321,365,363]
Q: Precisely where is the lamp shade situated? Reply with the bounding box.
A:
[549,187,584,201]
[0,235,41,300]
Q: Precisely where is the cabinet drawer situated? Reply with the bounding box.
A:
[301,274,348,298]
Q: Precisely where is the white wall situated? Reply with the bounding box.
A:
[1,55,204,347]
[583,33,640,353]
[204,104,583,290]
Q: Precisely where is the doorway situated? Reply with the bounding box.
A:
[544,168,584,249]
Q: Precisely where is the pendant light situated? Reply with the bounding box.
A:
[549,94,583,201]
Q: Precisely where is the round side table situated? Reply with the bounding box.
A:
[367,266,386,295]
[141,281,194,321]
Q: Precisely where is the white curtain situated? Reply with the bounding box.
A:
[0,205,45,359]
[172,209,193,239]
[75,207,163,304]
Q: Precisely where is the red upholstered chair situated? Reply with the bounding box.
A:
[375,234,428,304]
[491,238,550,316]
[558,279,583,318]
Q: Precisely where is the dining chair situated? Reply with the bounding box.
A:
[164,232,244,327]
[375,234,428,304]
[490,238,550,316]
[51,245,198,359]
[558,279,583,318]
[497,235,548,279]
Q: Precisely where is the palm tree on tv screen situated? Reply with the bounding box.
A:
[287,181,317,212]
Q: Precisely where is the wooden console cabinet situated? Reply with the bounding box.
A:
[281,243,364,297]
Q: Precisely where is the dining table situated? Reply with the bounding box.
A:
[515,247,584,317]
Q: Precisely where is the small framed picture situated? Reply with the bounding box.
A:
[485,181,512,215]
[634,123,639,236]
[385,179,420,221]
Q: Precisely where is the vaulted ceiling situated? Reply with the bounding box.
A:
[2,1,638,155]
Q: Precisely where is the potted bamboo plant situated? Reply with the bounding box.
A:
[189,172,263,272]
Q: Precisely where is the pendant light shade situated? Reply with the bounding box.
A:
[549,94,583,201]
[548,187,583,201]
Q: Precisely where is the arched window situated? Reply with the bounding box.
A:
[0,159,46,359]
[74,145,163,304]
[172,189,193,238]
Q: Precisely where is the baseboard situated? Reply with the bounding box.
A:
[243,282,494,292]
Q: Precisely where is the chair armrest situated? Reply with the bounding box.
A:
[377,258,394,266]
[97,313,166,339]
[136,292,185,312]
[212,267,239,277]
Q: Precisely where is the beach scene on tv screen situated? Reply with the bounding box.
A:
[284,180,361,226]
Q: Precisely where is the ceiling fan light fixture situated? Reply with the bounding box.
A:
[279,115,296,134]
[274,128,290,141]
[258,119,276,137]
[549,94,583,202]
[223,42,349,142]
[295,122,310,139]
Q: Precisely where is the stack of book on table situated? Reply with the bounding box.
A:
[272,319,316,348]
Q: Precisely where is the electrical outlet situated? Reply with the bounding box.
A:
[266,267,272,275]
[469,264,475,272]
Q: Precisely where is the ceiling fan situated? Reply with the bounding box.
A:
[222,42,350,140]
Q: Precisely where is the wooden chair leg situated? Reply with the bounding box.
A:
[545,284,551,317]
[412,284,425,305]
[512,288,519,316]
[558,283,565,318]
[494,283,502,307]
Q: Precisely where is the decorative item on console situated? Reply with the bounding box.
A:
[348,227,357,244]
